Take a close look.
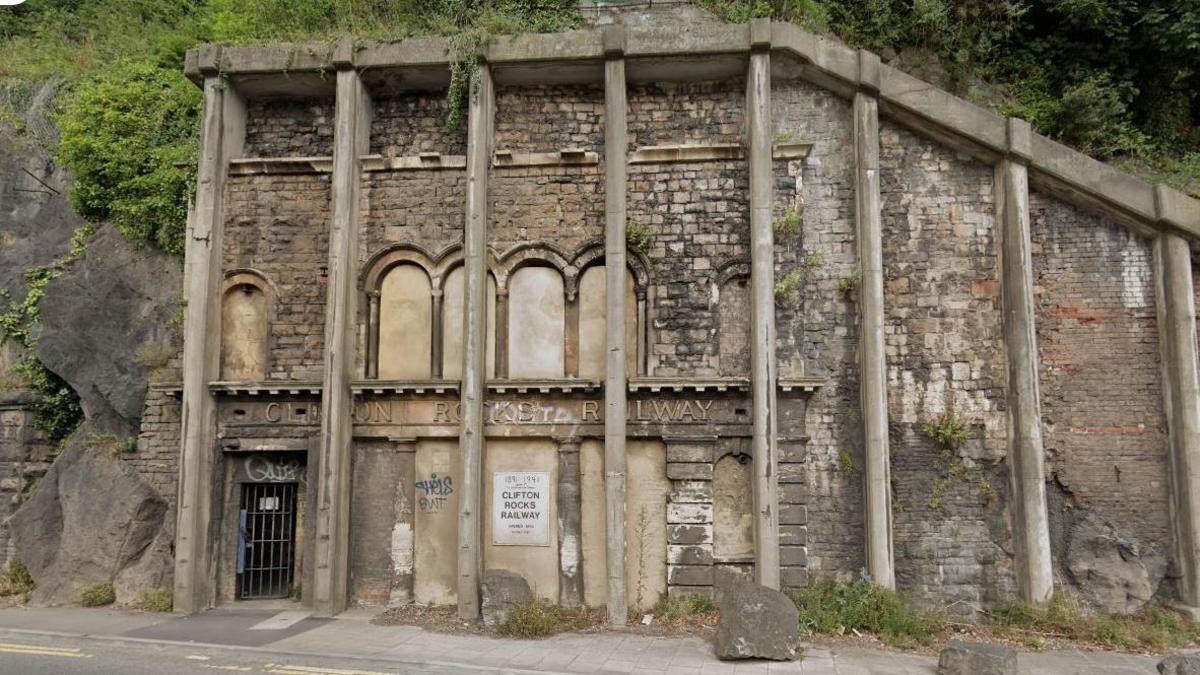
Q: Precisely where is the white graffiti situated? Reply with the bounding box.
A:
[245,455,305,483]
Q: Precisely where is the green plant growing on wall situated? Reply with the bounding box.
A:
[837,270,861,297]
[923,411,970,453]
[774,207,803,236]
[838,449,855,480]
[626,218,652,251]
[774,252,824,304]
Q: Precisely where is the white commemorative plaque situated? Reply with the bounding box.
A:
[492,471,550,546]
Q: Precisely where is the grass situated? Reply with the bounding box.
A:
[137,587,173,613]
[495,599,596,639]
[80,583,115,607]
[0,562,35,597]
[986,593,1200,652]
[788,579,945,649]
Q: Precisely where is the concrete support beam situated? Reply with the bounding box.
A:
[602,24,630,626]
[457,60,494,621]
[746,26,780,590]
[854,87,895,590]
[1154,228,1200,611]
[313,49,372,617]
[174,60,245,614]
[997,123,1053,603]
[557,437,584,608]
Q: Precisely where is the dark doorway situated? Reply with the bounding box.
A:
[237,482,298,600]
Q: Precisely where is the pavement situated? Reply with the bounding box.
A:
[0,605,1175,674]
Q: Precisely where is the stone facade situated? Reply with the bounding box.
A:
[0,392,55,564]
[124,21,1200,619]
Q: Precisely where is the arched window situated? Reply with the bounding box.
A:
[577,265,638,380]
[713,453,754,560]
[442,266,497,379]
[718,276,751,376]
[508,266,565,378]
[378,264,433,379]
[221,274,271,381]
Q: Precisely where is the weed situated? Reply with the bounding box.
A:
[496,599,593,638]
[788,578,944,649]
[838,449,855,480]
[0,562,35,597]
[137,587,173,612]
[626,218,651,251]
[837,270,861,297]
[774,208,803,236]
[923,412,970,451]
[652,594,716,622]
[988,593,1200,651]
[80,583,116,607]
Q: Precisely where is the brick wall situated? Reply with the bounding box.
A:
[223,174,331,381]
[628,81,743,150]
[244,99,335,157]
[370,94,466,156]
[0,395,55,564]
[880,122,1014,608]
[771,78,862,580]
[360,170,466,260]
[128,386,181,504]
[495,85,603,152]
[1032,193,1169,559]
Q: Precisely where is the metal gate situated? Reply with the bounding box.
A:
[237,482,297,600]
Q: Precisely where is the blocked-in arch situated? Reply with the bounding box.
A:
[220,270,274,382]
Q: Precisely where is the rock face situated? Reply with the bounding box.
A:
[481,569,532,627]
[8,436,173,606]
[1160,653,1200,675]
[937,641,1017,675]
[1065,512,1166,614]
[715,580,801,661]
[36,225,182,436]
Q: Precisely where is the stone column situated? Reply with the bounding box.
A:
[557,436,584,607]
[495,288,509,379]
[997,118,1053,604]
[602,25,630,625]
[366,291,380,379]
[747,19,780,589]
[313,40,372,617]
[1154,220,1200,613]
[431,288,444,379]
[457,58,494,621]
[854,50,895,590]
[175,45,245,614]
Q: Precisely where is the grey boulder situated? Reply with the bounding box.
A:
[937,640,1016,675]
[481,568,532,627]
[9,435,173,606]
[1065,512,1166,614]
[1160,653,1200,675]
[715,580,801,661]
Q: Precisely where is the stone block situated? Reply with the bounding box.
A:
[779,525,808,547]
[670,480,712,504]
[715,580,801,661]
[781,566,808,589]
[669,564,714,587]
[667,502,712,524]
[668,544,714,566]
[667,586,713,601]
[780,546,807,567]
[667,462,713,481]
[778,462,806,484]
[667,443,713,463]
[779,504,807,525]
[668,524,713,545]
[481,569,532,627]
[937,641,1016,675]
[780,482,807,504]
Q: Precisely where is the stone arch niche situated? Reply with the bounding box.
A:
[508,266,565,378]
[441,266,497,379]
[577,265,638,380]
[220,273,271,381]
[718,275,752,376]
[378,263,433,379]
[713,453,754,561]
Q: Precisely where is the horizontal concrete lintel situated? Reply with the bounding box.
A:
[493,149,600,168]
[229,157,333,175]
[221,437,311,452]
[630,144,744,164]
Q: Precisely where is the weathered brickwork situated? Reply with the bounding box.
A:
[771,78,862,580]
[129,386,181,504]
[360,170,466,260]
[0,394,54,564]
[495,86,604,152]
[244,99,335,158]
[1031,193,1169,559]
[223,174,331,381]
[369,94,466,157]
[629,159,748,376]
[628,81,743,150]
[880,122,1013,608]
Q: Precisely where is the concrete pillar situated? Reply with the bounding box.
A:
[557,436,584,607]
[1154,220,1200,611]
[495,288,509,379]
[457,58,494,621]
[431,289,444,379]
[602,24,630,625]
[997,118,1053,604]
[366,291,380,379]
[174,46,245,614]
[313,40,372,617]
[747,20,780,590]
[853,50,895,590]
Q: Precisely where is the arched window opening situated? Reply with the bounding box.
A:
[442,266,497,379]
[221,281,270,381]
[508,266,565,378]
[718,276,751,377]
[577,265,638,380]
[713,453,754,560]
[378,264,433,379]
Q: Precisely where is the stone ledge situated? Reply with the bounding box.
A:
[361,153,467,171]
[493,149,599,168]
[229,157,333,175]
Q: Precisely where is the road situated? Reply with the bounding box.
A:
[0,631,492,675]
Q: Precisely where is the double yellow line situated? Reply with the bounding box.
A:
[0,641,91,658]
[265,665,394,675]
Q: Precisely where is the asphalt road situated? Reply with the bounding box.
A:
[0,631,490,675]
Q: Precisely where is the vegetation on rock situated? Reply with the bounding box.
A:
[79,582,115,607]
[137,587,173,613]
